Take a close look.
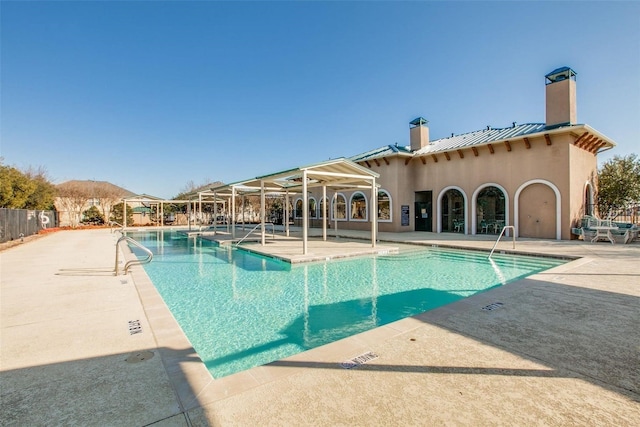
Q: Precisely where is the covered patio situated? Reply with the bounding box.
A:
[208,158,382,255]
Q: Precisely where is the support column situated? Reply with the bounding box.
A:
[333,192,338,238]
[322,184,327,241]
[231,187,236,239]
[226,197,230,233]
[371,178,377,248]
[285,190,290,237]
[213,191,217,235]
[242,195,246,231]
[187,202,191,231]
[261,180,266,246]
[303,171,308,255]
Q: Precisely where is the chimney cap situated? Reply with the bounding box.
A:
[409,117,428,127]
[545,66,577,85]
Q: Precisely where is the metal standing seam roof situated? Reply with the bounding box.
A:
[350,122,615,162]
[413,123,549,155]
[350,143,413,162]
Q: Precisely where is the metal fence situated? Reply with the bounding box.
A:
[0,208,58,243]
[604,204,639,224]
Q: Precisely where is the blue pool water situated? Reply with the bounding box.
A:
[127,231,564,378]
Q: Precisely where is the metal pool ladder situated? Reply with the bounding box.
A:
[488,226,516,259]
[115,235,153,275]
[235,222,276,246]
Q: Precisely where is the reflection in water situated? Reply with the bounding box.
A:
[489,258,507,285]
[130,230,564,378]
[205,286,461,370]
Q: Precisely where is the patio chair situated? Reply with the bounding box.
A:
[479,220,489,234]
[453,219,464,233]
[611,222,639,244]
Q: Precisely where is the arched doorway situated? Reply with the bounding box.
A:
[476,186,506,234]
[441,188,465,233]
[584,183,594,217]
[517,183,557,239]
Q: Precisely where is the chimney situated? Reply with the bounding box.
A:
[545,66,577,127]
[409,117,429,151]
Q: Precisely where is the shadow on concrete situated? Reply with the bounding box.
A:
[203,287,466,373]
[246,279,639,403]
[0,346,215,427]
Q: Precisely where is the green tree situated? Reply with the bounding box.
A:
[23,166,57,210]
[111,202,133,225]
[82,206,105,225]
[597,153,640,216]
[0,163,37,208]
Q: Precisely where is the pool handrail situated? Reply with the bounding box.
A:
[235,222,276,246]
[110,220,124,233]
[115,235,153,275]
[488,225,516,259]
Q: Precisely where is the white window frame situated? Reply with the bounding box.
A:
[331,193,347,221]
[349,191,368,222]
[377,189,392,223]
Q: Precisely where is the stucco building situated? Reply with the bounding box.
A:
[297,67,616,240]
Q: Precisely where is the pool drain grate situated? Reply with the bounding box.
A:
[340,351,379,369]
[482,302,504,311]
[125,350,154,363]
[128,319,142,335]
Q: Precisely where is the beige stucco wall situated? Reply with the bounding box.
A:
[306,130,599,240]
[546,78,577,126]
[567,142,599,233]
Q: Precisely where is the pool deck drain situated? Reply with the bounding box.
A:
[1,228,639,426]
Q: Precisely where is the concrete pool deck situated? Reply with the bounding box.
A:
[1,228,638,426]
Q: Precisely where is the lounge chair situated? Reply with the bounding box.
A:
[611,222,639,244]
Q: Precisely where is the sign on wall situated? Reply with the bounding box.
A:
[401,205,410,226]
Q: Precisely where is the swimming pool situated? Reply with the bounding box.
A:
[126,231,564,378]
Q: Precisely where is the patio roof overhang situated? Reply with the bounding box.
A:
[210,157,380,195]
[208,158,381,254]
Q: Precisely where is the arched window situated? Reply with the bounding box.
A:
[350,192,368,221]
[476,186,506,234]
[377,190,392,222]
[584,183,594,217]
[440,188,465,233]
[308,198,317,219]
[295,199,303,219]
[319,197,328,218]
[331,193,346,220]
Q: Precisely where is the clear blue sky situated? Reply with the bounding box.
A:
[2,1,639,199]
